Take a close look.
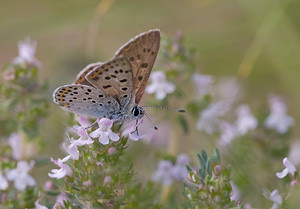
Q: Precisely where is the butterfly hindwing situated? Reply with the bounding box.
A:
[74,62,103,86]
[53,84,120,118]
[85,56,134,110]
[115,29,161,104]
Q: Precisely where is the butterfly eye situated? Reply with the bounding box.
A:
[132,106,140,117]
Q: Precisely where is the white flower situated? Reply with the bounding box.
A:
[263,189,282,209]
[197,101,228,134]
[270,190,282,209]
[276,157,297,179]
[193,73,215,96]
[219,122,237,146]
[65,130,94,161]
[90,118,119,145]
[34,199,48,209]
[152,160,174,185]
[264,96,294,134]
[146,71,175,100]
[0,170,8,190]
[13,37,41,68]
[235,105,258,135]
[70,125,93,144]
[172,154,189,180]
[6,161,36,191]
[48,156,72,179]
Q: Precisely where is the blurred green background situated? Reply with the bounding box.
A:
[1,0,300,207]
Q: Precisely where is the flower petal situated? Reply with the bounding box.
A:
[99,133,109,145]
[108,130,119,142]
[276,168,288,179]
[283,157,296,176]
[90,129,101,138]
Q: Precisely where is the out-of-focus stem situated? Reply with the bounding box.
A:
[237,4,285,78]
[86,0,116,58]
[160,185,171,205]
[168,124,179,155]
[160,124,179,205]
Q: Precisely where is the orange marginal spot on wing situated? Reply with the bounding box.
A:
[89,74,97,79]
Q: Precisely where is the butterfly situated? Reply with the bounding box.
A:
[53,29,161,124]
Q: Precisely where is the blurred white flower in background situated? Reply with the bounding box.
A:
[6,160,36,191]
[230,182,241,201]
[56,192,68,205]
[153,154,189,185]
[197,101,229,134]
[171,154,189,180]
[122,120,146,141]
[219,122,237,146]
[34,199,48,209]
[276,157,297,179]
[152,160,174,185]
[13,37,41,68]
[235,104,258,135]
[0,170,8,190]
[8,133,37,160]
[193,73,215,96]
[288,140,300,166]
[264,95,294,134]
[215,77,241,106]
[8,133,22,160]
[263,189,282,209]
[146,71,175,100]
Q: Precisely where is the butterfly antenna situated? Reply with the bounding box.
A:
[142,105,185,113]
[143,112,159,131]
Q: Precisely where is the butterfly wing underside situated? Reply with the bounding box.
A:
[85,56,135,111]
[115,29,161,104]
[53,84,120,118]
[74,62,103,86]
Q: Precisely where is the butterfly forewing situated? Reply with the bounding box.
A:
[85,56,134,110]
[115,29,161,104]
[74,62,103,86]
[53,84,120,118]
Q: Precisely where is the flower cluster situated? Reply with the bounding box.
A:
[49,118,120,179]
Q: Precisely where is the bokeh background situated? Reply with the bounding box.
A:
[1,0,300,208]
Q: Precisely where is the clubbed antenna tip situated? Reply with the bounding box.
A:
[154,126,159,131]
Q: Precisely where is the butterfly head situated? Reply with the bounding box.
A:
[131,105,144,119]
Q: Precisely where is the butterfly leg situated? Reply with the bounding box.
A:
[130,119,139,136]
[85,120,98,130]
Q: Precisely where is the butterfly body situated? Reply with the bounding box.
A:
[53,29,160,123]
